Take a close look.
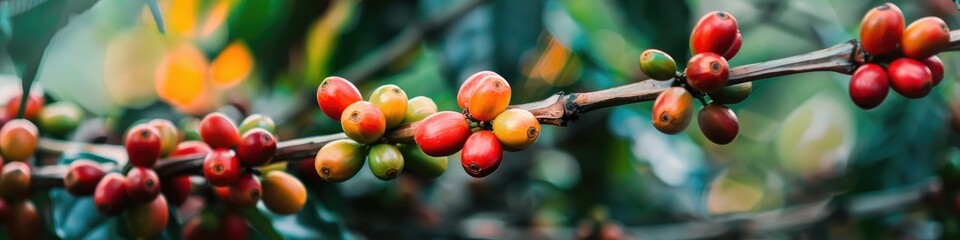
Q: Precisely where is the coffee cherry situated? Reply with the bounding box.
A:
[314,139,366,182]
[125,124,161,167]
[166,140,208,205]
[38,101,83,138]
[709,82,752,104]
[639,49,677,81]
[458,71,500,109]
[125,195,169,239]
[723,31,743,60]
[902,17,950,59]
[370,84,409,129]
[203,149,242,187]
[492,108,540,151]
[398,144,447,178]
[200,112,240,149]
[414,111,472,157]
[293,157,322,183]
[698,103,739,145]
[340,101,386,144]
[148,119,179,157]
[922,55,945,86]
[218,211,251,240]
[229,174,262,208]
[403,96,438,124]
[368,144,404,180]
[0,161,30,199]
[238,114,276,135]
[170,140,213,157]
[5,92,43,121]
[651,87,694,134]
[237,129,276,167]
[0,119,38,162]
[125,167,161,202]
[859,3,904,55]
[317,76,363,121]
[849,64,890,109]
[5,201,40,239]
[690,11,739,55]
[64,160,106,196]
[888,58,933,98]
[461,131,503,178]
[261,171,307,215]
[686,53,730,93]
[94,173,129,215]
[467,75,512,121]
[179,117,202,141]
[212,186,234,204]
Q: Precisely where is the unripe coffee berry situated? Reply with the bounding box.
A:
[709,82,752,105]
[414,111,472,157]
[723,31,743,60]
[652,87,694,134]
[148,119,179,158]
[125,195,169,239]
[685,52,730,93]
[238,114,276,135]
[492,108,541,151]
[94,173,129,215]
[203,149,242,187]
[125,124,162,167]
[902,17,950,60]
[859,3,904,55]
[64,160,106,196]
[849,64,890,109]
[0,119,38,162]
[261,171,307,215]
[369,84,409,129]
[467,75,512,121]
[341,101,387,144]
[229,174,262,208]
[5,92,43,121]
[0,161,30,199]
[38,101,82,138]
[399,144,448,178]
[315,139,366,182]
[403,96,438,124]
[461,131,503,178]
[367,144,404,180]
[458,71,500,109]
[690,11,739,55]
[922,55,945,86]
[639,49,677,81]
[237,129,276,167]
[317,76,363,121]
[199,112,240,149]
[125,167,161,202]
[698,103,740,145]
[888,58,934,98]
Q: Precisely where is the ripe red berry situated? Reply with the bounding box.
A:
[652,87,694,134]
[922,55,945,86]
[466,75,512,121]
[164,140,208,205]
[849,64,890,109]
[125,167,161,202]
[340,101,386,144]
[685,52,730,93]
[902,17,950,60]
[203,149,242,187]
[0,161,31,199]
[229,174,262,208]
[888,58,934,98]
[859,3,904,55]
[0,119,38,162]
[125,195,169,239]
[458,71,500,109]
[125,124,162,167]
[5,92,43,121]
[64,160,107,196]
[461,131,503,178]
[722,31,743,60]
[414,111,472,157]
[237,129,276,167]
[94,173,129,215]
[317,76,363,121]
[698,103,739,145]
[199,112,240,149]
[690,11,740,55]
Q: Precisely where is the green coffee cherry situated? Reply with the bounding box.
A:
[178,117,202,141]
[709,82,752,104]
[639,49,677,81]
[39,102,83,138]
[399,144,447,178]
[403,96,438,124]
[367,144,404,180]
[238,114,276,135]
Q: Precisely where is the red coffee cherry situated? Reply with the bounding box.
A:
[849,64,890,109]
[164,140,209,205]
[94,173,129,215]
[685,52,730,93]
[0,161,30,199]
[5,200,41,239]
[317,76,363,121]
[698,103,740,145]
[859,3,904,55]
[64,160,106,196]
[125,124,162,167]
[237,129,276,167]
[902,17,950,59]
[5,92,43,121]
[229,174,262,208]
[461,131,503,178]
[340,101,386,144]
[690,11,739,55]
[888,58,934,98]
[651,87,694,134]
[125,167,161,203]
[467,74,512,121]
[200,112,240,149]
[0,119,38,162]
[125,195,169,239]
[457,71,500,109]
[203,149,242,187]
[922,55,945,86]
[722,31,743,60]
[414,111,472,157]
[148,119,179,158]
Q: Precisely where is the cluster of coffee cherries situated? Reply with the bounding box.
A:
[413,71,541,178]
[850,2,949,109]
[314,76,448,182]
[638,11,747,145]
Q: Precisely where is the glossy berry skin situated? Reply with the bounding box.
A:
[492,108,541,151]
[859,3,904,55]
[888,58,934,98]
[922,55,945,86]
[340,101,386,144]
[261,171,307,215]
[367,144,404,180]
[414,111,472,157]
[458,71,500,109]
[125,167,161,203]
[5,92,43,121]
[165,141,209,205]
[203,149,242,187]
[369,84,409,129]
[902,17,950,60]
[237,129,276,167]
[399,144,448,178]
[199,112,240,149]
[64,160,106,196]
[5,201,41,239]
[238,114,276,135]
[0,161,30,199]
[0,119,38,162]
[652,87,694,134]
[148,119,179,158]
[403,96,438,124]
[461,131,503,178]
[94,173,129,215]
[467,75,512,121]
[314,139,366,182]
[698,103,739,145]
[849,64,890,109]
[317,76,363,121]
[685,52,730,93]
[690,11,739,55]
[229,174,262,208]
[723,31,743,60]
[639,49,677,81]
[710,82,752,104]
[125,195,169,239]
[125,124,162,167]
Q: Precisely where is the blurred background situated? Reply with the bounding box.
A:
[2,0,960,239]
